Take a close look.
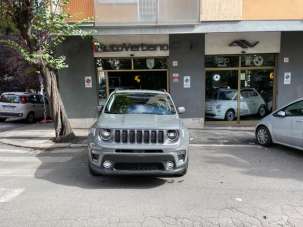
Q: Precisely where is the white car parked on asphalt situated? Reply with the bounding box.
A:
[256,98,303,150]
[0,92,48,123]
[206,88,267,121]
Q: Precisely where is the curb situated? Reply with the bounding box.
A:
[0,140,87,151]
[190,127,255,131]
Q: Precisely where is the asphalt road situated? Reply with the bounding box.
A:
[0,142,303,226]
[0,122,26,133]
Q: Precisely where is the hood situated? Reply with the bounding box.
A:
[96,114,181,129]
[206,99,218,105]
[206,99,230,105]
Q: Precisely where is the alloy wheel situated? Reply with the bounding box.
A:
[256,126,271,146]
[225,110,235,121]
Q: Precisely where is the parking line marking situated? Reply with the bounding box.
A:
[0,169,53,177]
[0,149,38,155]
[0,156,73,163]
[0,188,25,203]
[190,144,261,148]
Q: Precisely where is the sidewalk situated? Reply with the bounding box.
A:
[0,123,88,150]
[0,123,256,150]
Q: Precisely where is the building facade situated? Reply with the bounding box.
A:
[58,0,303,128]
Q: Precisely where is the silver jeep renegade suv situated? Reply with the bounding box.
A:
[88,90,189,177]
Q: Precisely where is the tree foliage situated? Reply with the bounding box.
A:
[0,0,88,69]
[0,45,40,93]
[0,0,90,141]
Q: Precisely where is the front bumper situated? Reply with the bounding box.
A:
[88,144,188,176]
[205,112,225,120]
[0,112,24,120]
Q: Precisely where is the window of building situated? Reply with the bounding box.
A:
[205,54,276,124]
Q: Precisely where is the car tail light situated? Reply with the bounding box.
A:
[20,96,28,104]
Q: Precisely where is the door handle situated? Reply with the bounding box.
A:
[296,120,303,123]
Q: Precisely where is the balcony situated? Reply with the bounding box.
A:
[94,0,199,26]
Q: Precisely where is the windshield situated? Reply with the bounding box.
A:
[0,94,20,103]
[104,93,177,115]
[213,90,236,100]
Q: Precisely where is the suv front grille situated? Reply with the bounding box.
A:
[113,129,165,144]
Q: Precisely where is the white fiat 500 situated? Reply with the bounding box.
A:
[206,88,267,121]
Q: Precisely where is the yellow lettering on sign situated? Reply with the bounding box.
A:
[134,75,141,83]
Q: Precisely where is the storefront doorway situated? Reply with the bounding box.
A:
[107,71,167,93]
[205,54,276,125]
[96,57,168,105]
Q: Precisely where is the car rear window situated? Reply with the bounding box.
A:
[0,94,20,103]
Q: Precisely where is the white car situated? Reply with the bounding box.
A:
[256,98,303,150]
[206,88,267,121]
[0,92,48,123]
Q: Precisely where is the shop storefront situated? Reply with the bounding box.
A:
[204,32,281,124]
[96,57,168,105]
[57,32,303,129]
[93,35,169,106]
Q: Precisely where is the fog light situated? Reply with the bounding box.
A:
[177,153,186,161]
[103,160,112,169]
[166,161,174,170]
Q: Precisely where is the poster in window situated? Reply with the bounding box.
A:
[284,72,291,85]
[85,76,93,88]
[184,76,191,88]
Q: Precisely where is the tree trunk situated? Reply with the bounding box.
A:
[41,63,75,142]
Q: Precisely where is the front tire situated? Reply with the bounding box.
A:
[258,105,267,118]
[256,126,272,146]
[225,109,235,121]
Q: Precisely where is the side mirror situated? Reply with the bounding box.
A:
[177,106,186,114]
[275,110,286,118]
[97,105,103,113]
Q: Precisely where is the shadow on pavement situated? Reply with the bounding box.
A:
[34,149,169,189]
[0,121,27,133]
[203,143,303,182]
[190,129,256,145]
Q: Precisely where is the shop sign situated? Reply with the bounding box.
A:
[94,42,169,53]
[146,58,155,69]
[213,74,221,82]
[206,32,281,55]
[284,57,289,63]
[172,61,178,67]
[229,40,259,49]
[244,55,264,67]
[85,76,92,88]
[184,76,191,88]
[284,72,291,85]
[172,73,180,83]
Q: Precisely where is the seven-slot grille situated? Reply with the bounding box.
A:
[114,129,164,144]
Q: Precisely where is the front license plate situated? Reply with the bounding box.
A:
[2,105,16,110]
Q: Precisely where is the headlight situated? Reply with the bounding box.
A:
[99,128,112,141]
[167,130,179,142]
